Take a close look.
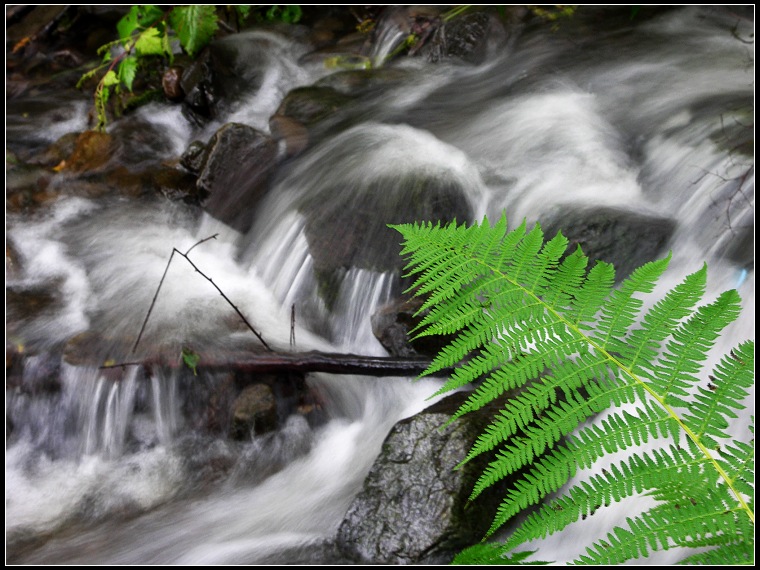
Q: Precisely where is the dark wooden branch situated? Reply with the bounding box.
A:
[101,350,449,378]
[201,351,442,376]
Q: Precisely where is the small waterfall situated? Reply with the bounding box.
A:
[80,366,139,458]
[330,268,395,353]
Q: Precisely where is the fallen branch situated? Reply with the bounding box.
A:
[101,349,450,377]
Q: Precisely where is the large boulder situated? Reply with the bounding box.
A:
[195,123,279,232]
[301,172,473,278]
[335,391,516,564]
[180,38,267,124]
[540,206,676,283]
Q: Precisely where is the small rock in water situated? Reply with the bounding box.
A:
[162,66,185,101]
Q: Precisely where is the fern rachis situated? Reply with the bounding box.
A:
[392,214,754,564]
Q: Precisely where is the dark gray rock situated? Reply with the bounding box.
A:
[722,224,753,271]
[424,12,508,64]
[541,206,676,283]
[197,123,279,232]
[314,67,412,98]
[179,140,207,174]
[180,40,262,124]
[151,166,205,205]
[230,383,278,438]
[336,391,515,564]
[274,86,354,128]
[371,296,456,358]
[269,85,357,155]
[301,173,473,278]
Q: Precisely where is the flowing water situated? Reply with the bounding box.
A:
[6,7,754,564]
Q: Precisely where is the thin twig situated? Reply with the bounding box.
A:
[174,248,272,351]
[132,233,271,354]
[184,233,218,256]
[290,304,296,350]
[99,361,143,369]
[132,249,177,354]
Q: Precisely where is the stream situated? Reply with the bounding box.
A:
[6,6,754,565]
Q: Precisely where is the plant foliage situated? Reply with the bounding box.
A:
[78,5,306,130]
[392,214,754,564]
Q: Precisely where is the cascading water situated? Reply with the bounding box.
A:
[6,6,753,565]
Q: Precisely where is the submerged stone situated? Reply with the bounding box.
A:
[541,206,676,283]
[336,391,518,564]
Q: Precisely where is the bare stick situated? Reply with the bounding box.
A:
[132,248,177,354]
[174,248,272,351]
[99,361,143,369]
[132,233,271,353]
[290,304,296,350]
[184,233,218,256]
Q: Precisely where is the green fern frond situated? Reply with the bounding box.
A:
[452,544,548,565]
[391,215,754,564]
[682,340,754,447]
[452,544,549,565]
[677,540,755,564]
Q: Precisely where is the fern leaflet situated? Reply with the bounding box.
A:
[392,215,754,564]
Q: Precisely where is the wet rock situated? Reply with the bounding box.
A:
[196,123,279,232]
[162,66,185,101]
[274,86,354,128]
[6,281,64,328]
[176,435,239,488]
[5,158,55,213]
[722,225,754,271]
[230,383,278,438]
[27,131,80,168]
[180,34,281,125]
[309,15,352,47]
[371,296,455,358]
[151,166,206,205]
[424,11,508,64]
[314,67,412,97]
[336,391,518,564]
[269,83,368,155]
[62,130,116,173]
[301,173,472,277]
[269,115,310,157]
[179,140,207,174]
[180,49,222,123]
[8,352,63,395]
[540,206,677,283]
[228,415,315,485]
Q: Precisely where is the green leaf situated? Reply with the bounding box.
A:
[235,5,251,21]
[134,27,165,57]
[169,5,219,57]
[102,70,119,88]
[117,5,164,41]
[118,56,138,92]
[265,5,302,24]
[181,348,201,376]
